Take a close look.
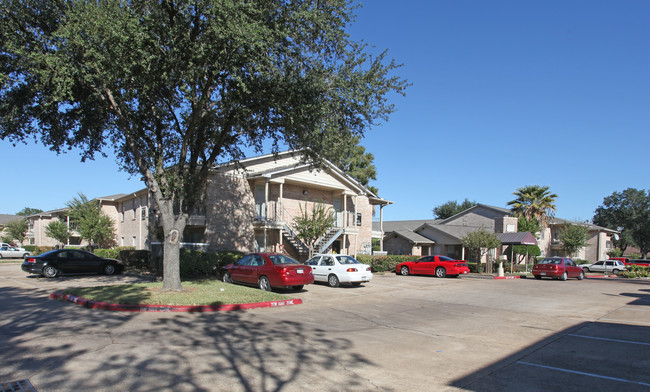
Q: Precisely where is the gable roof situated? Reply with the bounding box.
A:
[388,230,436,244]
[0,214,20,225]
[497,232,538,245]
[373,219,441,233]
[550,217,618,233]
[439,203,512,224]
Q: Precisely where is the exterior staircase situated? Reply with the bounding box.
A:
[315,227,344,254]
[282,224,310,258]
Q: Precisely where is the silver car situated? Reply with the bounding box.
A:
[582,259,627,274]
[0,246,33,259]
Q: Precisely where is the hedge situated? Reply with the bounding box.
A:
[356,255,416,273]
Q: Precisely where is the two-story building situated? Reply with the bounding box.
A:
[24,151,391,260]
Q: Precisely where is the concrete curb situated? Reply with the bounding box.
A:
[49,291,302,312]
[493,275,525,280]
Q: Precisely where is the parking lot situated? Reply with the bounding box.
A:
[1,263,649,391]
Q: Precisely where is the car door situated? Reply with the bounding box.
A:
[306,256,324,282]
[230,255,252,283]
[55,250,83,273]
[413,256,434,275]
[591,261,605,273]
[247,254,267,284]
[318,256,336,280]
[565,259,579,277]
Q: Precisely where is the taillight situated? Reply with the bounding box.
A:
[346,268,358,272]
[455,263,465,267]
[278,267,288,275]
[366,267,372,272]
[26,258,36,263]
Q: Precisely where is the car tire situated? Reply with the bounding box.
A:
[400,266,410,276]
[328,274,340,287]
[435,267,447,278]
[292,285,304,291]
[578,271,584,280]
[612,269,619,275]
[534,275,542,280]
[104,264,116,275]
[560,272,568,281]
[22,253,29,258]
[222,271,232,283]
[583,267,590,273]
[258,276,272,291]
[0,254,3,259]
[42,265,58,278]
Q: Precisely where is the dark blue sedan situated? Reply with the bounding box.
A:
[22,249,124,278]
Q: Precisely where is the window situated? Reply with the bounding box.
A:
[132,236,137,247]
[506,224,515,233]
[236,255,252,266]
[141,206,147,220]
[356,213,362,226]
[120,204,124,222]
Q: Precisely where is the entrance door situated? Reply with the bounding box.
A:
[333,196,343,227]
[254,185,266,219]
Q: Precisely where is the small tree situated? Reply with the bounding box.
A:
[461,229,502,273]
[3,219,28,245]
[560,224,590,257]
[66,193,116,249]
[293,202,335,258]
[517,216,541,238]
[45,220,71,248]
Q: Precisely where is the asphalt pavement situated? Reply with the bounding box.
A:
[0,263,649,391]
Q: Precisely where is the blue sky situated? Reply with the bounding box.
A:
[2,0,649,222]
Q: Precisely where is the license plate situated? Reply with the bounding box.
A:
[541,272,546,276]
[297,269,303,274]
[361,276,367,280]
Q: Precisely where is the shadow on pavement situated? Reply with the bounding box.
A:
[0,285,378,391]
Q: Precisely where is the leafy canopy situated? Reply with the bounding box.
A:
[432,199,477,220]
[507,185,557,227]
[66,193,116,248]
[0,0,406,290]
[559,223,590,257]
[16,207,43,216]
[293,201,335,257]
[593,188,650,257]
[3,219,28,244]
[45,220,71,247]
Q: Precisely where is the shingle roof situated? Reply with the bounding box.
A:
[497,232,538,245]
[390,230,436,244]
[0,214,20,225]
[373,219,441,232]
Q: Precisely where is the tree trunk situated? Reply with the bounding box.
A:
[159,207,188,292]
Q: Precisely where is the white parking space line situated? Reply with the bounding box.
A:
[598,318,650,325]
[517,361,650,387]
[568,334,650,346]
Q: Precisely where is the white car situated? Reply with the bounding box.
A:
[582,260,627,274]
[0,246,33,259]
[305,254,372,287]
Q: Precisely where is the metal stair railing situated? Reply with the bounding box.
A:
[317,227,344,254]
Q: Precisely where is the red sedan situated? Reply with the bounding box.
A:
[533,257,584,281]
[221,253,314,291]
[396,255,470,278]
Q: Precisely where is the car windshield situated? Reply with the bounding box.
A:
[539,258,562,265]
[335,255,360,264]
[268,255,299,265]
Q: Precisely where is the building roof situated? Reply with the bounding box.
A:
[550,217,618,233]
[373,219,441,233]
[0,214,20,225]
[389,230,436,244]
[497,232,538,245]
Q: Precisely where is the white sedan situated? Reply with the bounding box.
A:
[0,246,33,259]
[582,260,627,274]
[305,254,372,287]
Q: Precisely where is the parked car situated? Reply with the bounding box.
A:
[305,254,372,287]
[628,259,650,267]
[532,257,584,280]
[21,249,124,278]
[221,253,313,291]
[582,260,627,274]
[0,246,33,259]
[396,255,470,278]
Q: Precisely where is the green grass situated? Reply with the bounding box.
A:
[62,280,293,306]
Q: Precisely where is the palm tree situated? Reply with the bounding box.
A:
[507,185,558,227]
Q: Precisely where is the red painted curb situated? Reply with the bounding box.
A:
[493,276,523,280]
[50,292,302,312]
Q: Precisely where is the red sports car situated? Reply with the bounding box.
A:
[532,257,584,281]
[221,253,314,291]
[396,255,470,278]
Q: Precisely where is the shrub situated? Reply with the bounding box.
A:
[620,265,650,278]
[467,262,485,273]
[356,254,416,273]
[179,249,245,279]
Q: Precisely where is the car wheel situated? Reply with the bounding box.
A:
[292,285,304,291]
[0,254,3,259]
[578,271,585,280]
[104,264,116,275]
[351,282,362,286]
[435,267,447,278]
[560,272,568,281]
[328,274,340,287]
[400,266,410,276]
[612,269,620,275]
[583,267,590,273]
[258,276,272,291]
[222,271,232,283]
[22,253,29,258]
[42,265,58,278]
[534,275,542,280]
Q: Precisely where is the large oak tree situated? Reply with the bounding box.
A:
[0,0,406,290]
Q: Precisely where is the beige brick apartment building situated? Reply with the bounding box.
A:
[25,151,391,260]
